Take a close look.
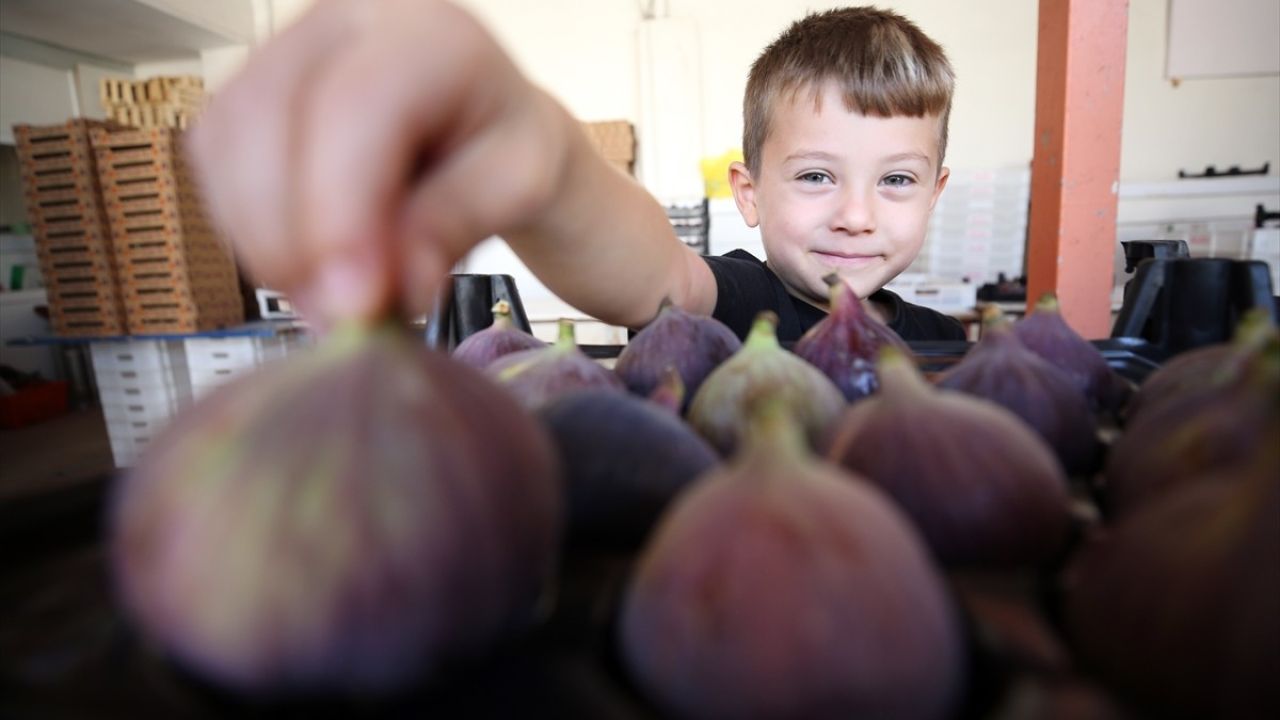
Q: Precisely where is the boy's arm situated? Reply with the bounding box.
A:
[188,0,715,330]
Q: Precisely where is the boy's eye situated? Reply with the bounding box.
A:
[798,171,832,184]
[882,174,916,188]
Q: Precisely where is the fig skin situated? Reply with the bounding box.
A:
[615,299,741,413]
[688,312,845,456]
[1123,309,1276,425]
[1013,293,1132,414]
[794,273,910,402]
[487,318,624,409]
[538,389,719,548]
[1103,331,1278,516]
[827,347,1073,567]
[1064,456,1280,719]
[452,299,547,369]
[938,306,1099,476]
[111,325,562,696]
[620,400,965,720]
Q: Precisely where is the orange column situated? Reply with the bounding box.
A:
[1026,0,1129,338]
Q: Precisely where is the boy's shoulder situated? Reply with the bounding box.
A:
[701,250,966,343]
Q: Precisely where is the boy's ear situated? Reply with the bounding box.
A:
[928,166,951,212]
[728,161,760,228]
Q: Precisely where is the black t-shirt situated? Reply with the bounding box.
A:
[703,249,968,343]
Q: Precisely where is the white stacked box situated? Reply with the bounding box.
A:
[885,273,978,315]
[185,335,309,400]
[922,168,1031,283]
[91,340,192,468]
[1251,228,1280,289]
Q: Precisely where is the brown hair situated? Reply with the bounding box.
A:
[742,6,955,175]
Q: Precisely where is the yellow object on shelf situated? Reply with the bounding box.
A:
[700,149,743,199]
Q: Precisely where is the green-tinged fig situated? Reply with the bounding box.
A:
[615,299,741,413]
[537,388,718,548]
[1065,449,1280,719]
[688,312,844,455]
[1013,294,1133,413]
[827,347,1073,567]
[794,273,910,402]
[1103,328,1279,516]
[111,325,562,696]
[487,318,624,409]
[1123,309,1277,425]
[938,306,1099,476]
[452,300,547,368]
[620,399,965,720]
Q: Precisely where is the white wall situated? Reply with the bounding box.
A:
[0,56,77,143]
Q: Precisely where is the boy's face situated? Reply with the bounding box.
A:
[730,82,949,306]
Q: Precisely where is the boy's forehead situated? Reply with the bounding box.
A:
[761,87,944,162]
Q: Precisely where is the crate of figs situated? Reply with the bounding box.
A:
[3,278,1276,720]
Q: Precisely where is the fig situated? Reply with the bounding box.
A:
[938,305,1099,476]
[827,347,1073,567]
[614,299,741,413]
[538,388,718,548]
[451,300,547,368]
[111,324,562,695]
[1013,293,1133,413]
[1103,327,1278,516]
[620,399,964,720]
[645,365,685,415]
[794,273,910,402]
[1123,309,1276,425]
[487,318,624,409]
[688,312,844,455]
[1065,447,1280,719]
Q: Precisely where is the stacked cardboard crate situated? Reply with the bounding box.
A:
[100,75,205,129]
[583,120,635,176]
[90,127,242,334]
[13,120,129,336]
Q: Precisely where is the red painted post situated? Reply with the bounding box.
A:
[1027,0,1129,338]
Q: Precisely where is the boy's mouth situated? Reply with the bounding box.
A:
[811,250,882,269]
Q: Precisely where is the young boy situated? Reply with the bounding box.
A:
[189,1,965,342]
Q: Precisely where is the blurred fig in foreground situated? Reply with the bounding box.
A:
[620,399,964,720]
[794,273,910,402]
[112,325,562,696]
[688,312,844,455]
[488,318,624,409]
[828,347,1072,567]
[451,300,547,369]
[615,299,741,413]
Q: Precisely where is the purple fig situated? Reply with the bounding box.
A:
[538,389,718,548]
[794,273,911,402]
[1013,293,1133,414]
[487,318,624,409]
[1103,327,1279,516]
[111,324,562,695]
[452,300,547,368]
[645,365,685,415]
[1065,446,1280,718]
[615,299,741,413]
[687,312,844,455]
[938,305,1099,476]
[620,398,965,720]
[1123,309,1276,425]
[827,347,1073,567]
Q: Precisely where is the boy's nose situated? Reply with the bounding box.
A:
[832,186,875,235]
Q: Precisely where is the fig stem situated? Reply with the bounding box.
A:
[980,304,1007,329]
[490,300,514,330]
[875,345,930,400]
[1035,293,1060,313]
[555,319,577,349]
[745,312,781,351]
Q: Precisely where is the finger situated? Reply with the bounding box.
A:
[295,1,516,322]
[187,0,361,300]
